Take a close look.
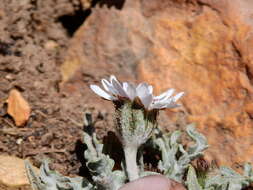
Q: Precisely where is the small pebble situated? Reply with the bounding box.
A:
[16,138,23,145]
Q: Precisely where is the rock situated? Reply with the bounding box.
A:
[7,89,31,127]
[119,175,186,190]
[44,40,58,50]
[60,2,153,83]
[137,0,253,168]
[0,155,38,189]
[80,0,92,9]
[61,0,253,168]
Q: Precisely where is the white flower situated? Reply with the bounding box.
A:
[90,75,184,110]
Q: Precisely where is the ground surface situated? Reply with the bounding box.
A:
[0,0,116,177]
[2,0,253,186]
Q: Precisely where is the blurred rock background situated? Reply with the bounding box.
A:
[62,0,253,168]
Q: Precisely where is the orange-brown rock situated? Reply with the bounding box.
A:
[137,0,253,168]
[0,155,38,189]
[7,89,31,127]
[61,0,253,169]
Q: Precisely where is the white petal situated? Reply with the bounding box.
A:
[110,75,116,80]
[164,89,175,99]
[173,92,184,102]
[136,83,150,97]
[90,85,115,100]
[141,94,153,109]
[101,79,118,95]
[111,75,128,97]
[150,102,166,109]
[151,100,180,109]
[136,83,153,108]
[124,82,136,100]
[162,96,182,108]
[165,102,180,109]
[154,91,167,100]
[148,85,153,94]
[101,79,110,91]
[155,91,184,107]
[123,82,128,91]
[110,75,120,85]
[155,88,175,101]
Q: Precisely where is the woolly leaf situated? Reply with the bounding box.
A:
[152,124,208,182]
[186,165,203,190]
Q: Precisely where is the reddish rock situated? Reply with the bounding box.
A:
[61,0,253,168]
[7,89,31,127]
[137,0,253,167]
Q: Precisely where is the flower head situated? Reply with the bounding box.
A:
[90,75,184,110]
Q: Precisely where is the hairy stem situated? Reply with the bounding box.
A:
[124,145,139,181]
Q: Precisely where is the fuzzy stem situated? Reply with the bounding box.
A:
[124,145,139,181]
